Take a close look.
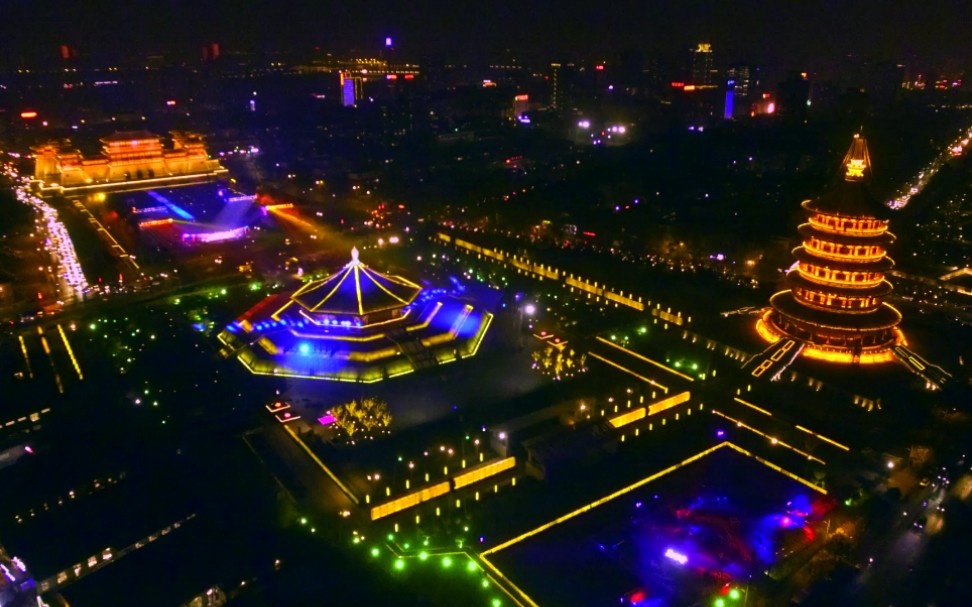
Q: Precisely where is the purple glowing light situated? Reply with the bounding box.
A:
[385,37,393,47]
[318,414,336,425]
[716,429,725,437]
[182,226,248,244]
[663,548,688,565]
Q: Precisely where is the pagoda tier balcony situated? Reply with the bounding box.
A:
[792,246,894,273]
[770,291,901,331]
[797,223,895,246]
[787,271,893,297]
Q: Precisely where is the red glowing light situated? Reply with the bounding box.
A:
[514,94,529,101]
[166,100,177,106]
[629,590,646,603]
[20,111,38,119]
[404,74,414,80]
[671,81,685,88]
[386,74,398,80]
[595,64,604,71]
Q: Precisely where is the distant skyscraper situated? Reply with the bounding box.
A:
[690,43,715,85]
[549,62,574,110]
[727,64,752,98]
[549,63,562,109]
[777,71,810,121]
[340,72,363,108]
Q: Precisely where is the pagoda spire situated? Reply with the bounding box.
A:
[841,133,871,182]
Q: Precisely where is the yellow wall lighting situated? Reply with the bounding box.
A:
[608,408,645,428]
[482,442,730,556]
[478,556,542,607]
[18,335,33,379]
[57,324,83,380]
[452,457,516,489]
[588,352,669,394]
[596,336,694,382]
[371,482,451,521]
[711,410,825,465]
[733,397,772,417]
[648,391,691,415]
[478,439,829,607]
[794,425,851,451]
[406,302,443,331]
[283,425,359,504]
[722,442,827,494]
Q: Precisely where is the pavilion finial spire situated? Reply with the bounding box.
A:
[842,133,871,181]
[351,246,360,265]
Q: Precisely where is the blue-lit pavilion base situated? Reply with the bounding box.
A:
[218,295,492,383]
[121,182,259,247]
[488,448,833,607]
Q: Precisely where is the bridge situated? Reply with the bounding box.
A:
[742,338,805,381]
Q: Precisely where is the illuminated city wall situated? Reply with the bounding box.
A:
[33,131,226,195]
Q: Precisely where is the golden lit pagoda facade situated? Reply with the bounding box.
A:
[757,134,905,364]
[32,130,226,196]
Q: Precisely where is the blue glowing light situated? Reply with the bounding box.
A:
[147,190,195,221]
[299,343,311,355]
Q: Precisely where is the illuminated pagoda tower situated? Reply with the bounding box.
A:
[219,248,492,382]
[757,134,904,364]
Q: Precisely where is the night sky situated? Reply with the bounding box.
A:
[2,0,971,73]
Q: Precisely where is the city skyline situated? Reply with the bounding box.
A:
[2,0,971,76]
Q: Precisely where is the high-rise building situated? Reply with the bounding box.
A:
[340,72,364,107]
[727,64,753,98]
[549,62,574,110]
[757,135,904,364]
[777,71,810,121]
[690,43,716,85]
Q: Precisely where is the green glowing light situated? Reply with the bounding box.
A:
[394,559,405,571]
[387,533,395,541]
[714,599,725,607]
[403,543,410,550]
[844,498,852,506]
[729,588,741,600]
[299,517,307,525]
[492,599,501,607]
[419,551,429,561]
[466,560,478,572]
[638,327,647,334]
[441,556,452,568]
[249,282,261,291]
[674,361,681,368]
[89,323,97,330]
[610,335,616,341]
[691,363,698,370]
[352,537,360,544]
[371,547,380,557]
[220,288,227,295]
[481,579,489,588]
